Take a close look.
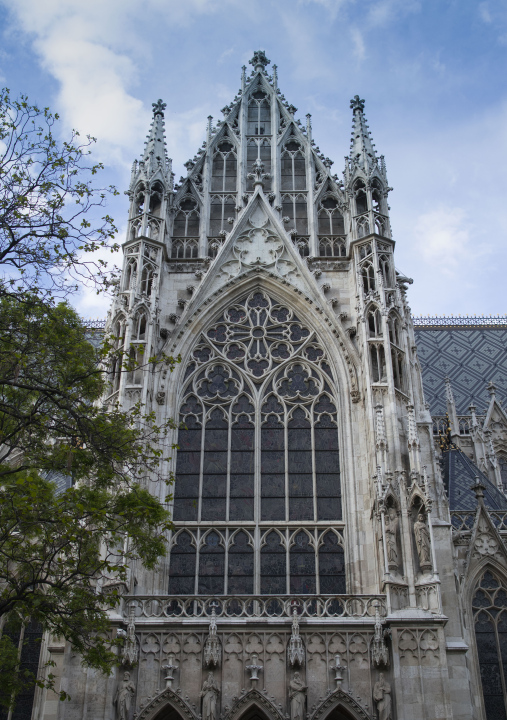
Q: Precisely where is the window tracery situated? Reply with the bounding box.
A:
[281,193,308,237]
[281,140,306,191]
[317,197,345,257]
[171,291,344,596]
[473,569,507,719]
[211,140,237,193]
[247,89,271,136]
[172,196,200,240]
[246,139,271,192]
[209,195,236,237]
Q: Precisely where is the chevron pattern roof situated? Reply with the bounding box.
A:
[414,327,507,415]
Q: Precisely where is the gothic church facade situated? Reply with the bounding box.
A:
[38,52,507,720]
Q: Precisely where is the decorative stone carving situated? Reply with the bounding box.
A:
[162,654,177,688]
[289,672,307,720]
[245,652,263,682]
[371,607,389,667]
[384,508,399,572]
[413,513,432,572]
[114,671,136,720]
[200,672,220,720]
[287,608,305,667]
[330,654,346,689]
[373,673,392,720]
[204,604,221,668]
[121,609,138,667]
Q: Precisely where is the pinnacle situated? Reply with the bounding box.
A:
[348,94,377,173]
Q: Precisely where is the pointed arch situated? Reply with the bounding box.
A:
[135,688,197,720]
[309,688,373,720]
[222,689,285,720]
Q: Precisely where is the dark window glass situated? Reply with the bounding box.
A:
[198,532,224,595]
[261,532,286,594]
[228,531,254,594]
[169,532,196,595]
[473,571,507,719]
[319,532,346,594]
[290,531,316,594]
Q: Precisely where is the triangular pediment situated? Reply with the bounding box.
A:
[195,189,318,299]
[464,499,507,583]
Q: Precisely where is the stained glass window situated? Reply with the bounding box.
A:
[170,291,345,595]
[473,570,507,719]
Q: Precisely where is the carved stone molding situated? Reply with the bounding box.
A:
[308,688,372,720]
[222,689,285,720]
[134,687,197,720]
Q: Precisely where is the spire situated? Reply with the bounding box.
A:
[445,378,459,437]
[349,95,377,173]
[141,99,170,177]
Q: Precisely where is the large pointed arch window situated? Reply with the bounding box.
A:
[171,291,345,596]
[473,569,507,719]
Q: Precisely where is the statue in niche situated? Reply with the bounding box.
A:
[413,512,432,571]
[384,507,399,571]
[200,672,220,720]
[114,671,136,720]
[373,673,392,720]
[289,672,307,720]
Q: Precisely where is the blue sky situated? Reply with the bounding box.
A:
[1,0,506,318]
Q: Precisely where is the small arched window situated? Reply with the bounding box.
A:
[361,262,376,294]
[209,195,236,237]
[281,139,306,191]
[261,532,286,595]
[140,263,154,297]
[247,89,271,136]
[124,259,137,292]
[391,347,404,391]
[132,313,147,341]
[134,184,145,215]
[368,307,382,337]
[173,196,200,238]
[379,254,392,286]
[110,319,126,393]
[282,193,308,236]
[318,196,345,253]
[370,343,386,383]
[211,139,237,192]
[357,216,370,238]
[388,313,401,347]
[354,180,367,215]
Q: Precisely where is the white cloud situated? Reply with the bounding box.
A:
[350,28,366,61]
[412,207,472,275]
[479,2,492,23]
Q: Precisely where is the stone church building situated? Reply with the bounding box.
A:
[30,52,507,720]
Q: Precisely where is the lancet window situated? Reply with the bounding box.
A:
[211,140,237,192]
[388,312,404,391]
[124,257,137,291]
[127,312,147,385]
[368,307,382,337]
[281,140,306,191]
[247,89,271,136]
[354,180,367,215]
[379,253,392,286]
[172,196,200,239]
[170,291,345,596]
[472,570,507,719]
[209,195,236,237]
[148,181,164,216]
[282,194,308,236]
[361,262,376,294]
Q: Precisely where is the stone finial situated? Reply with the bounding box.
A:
[152,99,167,117]
[249,50,270,71]
[350,95,365,113]
[487,380,497,397]
[247,158,270,189]
[246,653,263,682]
[471,477,486,502]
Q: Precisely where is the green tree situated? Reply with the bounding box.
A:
[0,92,176,711]
[0,298,176,709]
[0,87,119,300]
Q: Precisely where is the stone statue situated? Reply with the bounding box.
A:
[385,508,399,570]
[414,513,432,571]
[200,671,220,720]
[289,672,307,720]
[114,671,136,720]
[373,673,392,720]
